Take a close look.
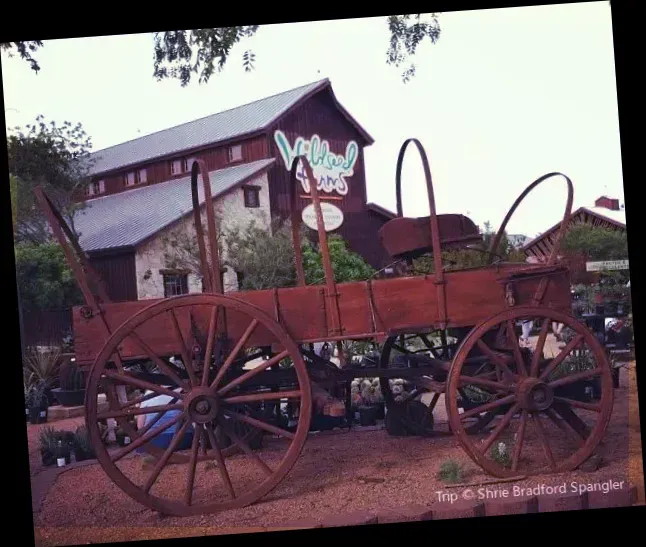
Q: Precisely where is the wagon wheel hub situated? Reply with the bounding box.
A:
[516,377,553,412]
[185,388,220,424]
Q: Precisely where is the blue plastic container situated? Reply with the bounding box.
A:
[136,408,194,453]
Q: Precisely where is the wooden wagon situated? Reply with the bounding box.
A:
[33,138,614,516]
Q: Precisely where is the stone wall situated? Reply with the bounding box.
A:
[134,173,270,299]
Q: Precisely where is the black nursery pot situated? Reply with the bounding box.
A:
[52,388,86,407]
[40,449,55,467]
[358,405,379,426]
[73,448,95,462]
[29,405,48,425]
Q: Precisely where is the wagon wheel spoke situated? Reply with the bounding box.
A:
[219,418,273,477]
[217,350,290,397]
[530,412,556,471]
[210,318,259,389]
[127,331,188,389]
[553,396,601,412]
[224,409,296,440]
[223,389,301,405]
[458,375,515,394]
[184,426,203,506]
[475,340,516,380]
[429,392,441,413]
[552,400,591,440]
[134,399,181,441]
[97,403,184,420]
[539,335,585,381]
[511,409,528,472]
[529,318,551,377]
[112,410,187,463]
[118,389,171,410]
[103,371,185,400]
[548,367,602,388]
[479,403,521,454]
[543,408,584,447]
[201,306,220,387]
[143,418,192,493]
[506,320,527,376]
[460,394,516,421]
[392,344,413,355]
[204,425,236,500]
[168,309,199,387]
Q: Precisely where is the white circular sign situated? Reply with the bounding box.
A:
[301,202,344,232]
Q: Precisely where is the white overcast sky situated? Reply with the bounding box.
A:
[2,2,623,237]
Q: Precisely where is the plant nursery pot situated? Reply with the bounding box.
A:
[40,449,55,467]
[375,403,385,420]
[358,405,379,426]
[52,388,86,407]
[29,405,48,425]
[73,448,95,462]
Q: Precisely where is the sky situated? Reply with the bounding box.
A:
[2,2,623,238]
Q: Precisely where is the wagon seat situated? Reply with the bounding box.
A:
[378,214,483,261]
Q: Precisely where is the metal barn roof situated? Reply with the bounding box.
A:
[87,79,347,176]
[74,158,275,253]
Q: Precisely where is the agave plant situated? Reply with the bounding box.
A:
[23,345,62,391]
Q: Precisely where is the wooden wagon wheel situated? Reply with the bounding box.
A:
[85,294,312,516]
[378,331,503,435]
[446,306,613,477]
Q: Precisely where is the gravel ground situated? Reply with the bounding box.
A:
[32,361,643,546]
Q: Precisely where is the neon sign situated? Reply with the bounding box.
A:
[273,130,358,196]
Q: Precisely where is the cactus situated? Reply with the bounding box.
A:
[63,364,85,391]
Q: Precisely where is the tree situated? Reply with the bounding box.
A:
[14,242,83,312]
[7,115,94,244]
[560,224,629,285]
[3,16,441,85]
[561,224,628,262]
[161,214,375,290]
[302,234,376,284]
[224,217,302,290]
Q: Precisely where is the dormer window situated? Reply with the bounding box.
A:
[136,169,147,184]
[86,180,105,197]
[124,172,136,187]
[228,145,243,163]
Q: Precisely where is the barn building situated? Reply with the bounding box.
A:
[73,79,396,302]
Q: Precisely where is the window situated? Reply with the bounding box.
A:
[136,169,147,184]
[171,158,191,176]
[228,145,243,163]
[243,186,260,208]
[163,273,189,297]
[85,180,105,197]
[124,172,136,186]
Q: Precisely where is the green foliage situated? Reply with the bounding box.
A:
[302,234,375,284]
[561,224,628,262]
[1,41,43,72]
[548,351,595,381]
[73,426,95,455]
[411,221,526,275]
[7,115,94,244]
[6,19,442,86]
[14,242,83,312]
[386,14,442,83]
[437,459,464,483]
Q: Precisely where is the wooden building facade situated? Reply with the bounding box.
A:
[75,79,395,302]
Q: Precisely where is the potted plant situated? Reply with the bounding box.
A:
[115,426,132,447]
[52,362,86,407]
[27,381,50,425]
[357,380,380,426]
[38,427,58,466]
[73,426,96,462]
[54,437,72,467]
